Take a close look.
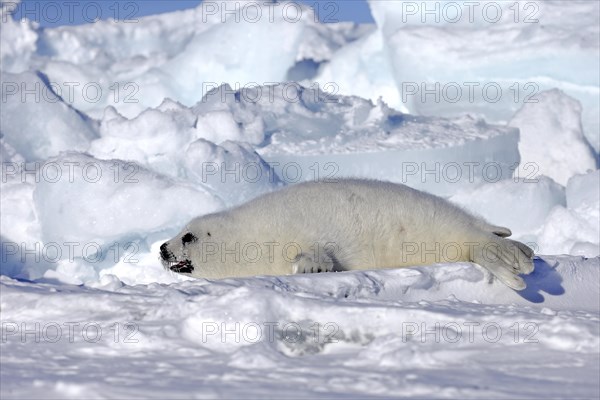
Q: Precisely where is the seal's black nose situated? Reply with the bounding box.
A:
[160,243,169,259]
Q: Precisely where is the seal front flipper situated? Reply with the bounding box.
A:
[291,253,335,274]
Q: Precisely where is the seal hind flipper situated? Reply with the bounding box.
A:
[472,235,534,290]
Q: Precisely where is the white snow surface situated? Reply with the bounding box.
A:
[1,1,599,399]
[1,256,599,399]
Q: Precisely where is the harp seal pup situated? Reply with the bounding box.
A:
[160,179,534,290]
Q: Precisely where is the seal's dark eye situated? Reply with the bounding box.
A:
[182,233,197,244]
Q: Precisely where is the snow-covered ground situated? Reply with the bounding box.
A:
[2,256,599,399]
[1,1,599,399]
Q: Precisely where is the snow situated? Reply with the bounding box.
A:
[1,1,599,398]
[1,256,599,399]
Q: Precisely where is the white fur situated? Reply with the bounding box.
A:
[161,179,534,290]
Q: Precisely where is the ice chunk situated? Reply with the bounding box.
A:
[161,9,303,105]
[23,1,371,118]
[566,169,600,210]
[509,90,597,185]
[326,0,600,152]
[0,71,98,161]
[88,100,199,178]
[295,20,376,64]
[199,84,522,196]
[0,137,24,165]
[194,111,245,144]
[32,153,223,260]
[536,170,600,256]
[184,139,282,206]
[89,97,280,206]
[450,176,566,236]
[449,169,599,256]
[0,178,41,278]
[0,141,43,278]
[312,25,402,111]
[538,206,600,257]
[0,0,38,73]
